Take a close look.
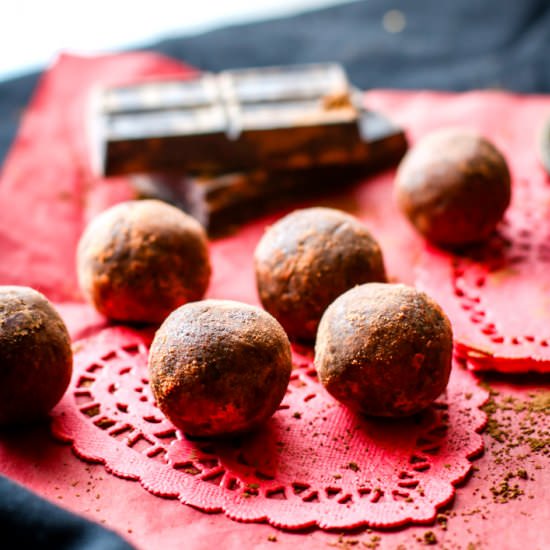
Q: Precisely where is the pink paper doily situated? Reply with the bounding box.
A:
[416,175,550,373]
[51,326,487,530]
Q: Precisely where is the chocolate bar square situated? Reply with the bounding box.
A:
[132,107,408,236]
[91,63,384,176]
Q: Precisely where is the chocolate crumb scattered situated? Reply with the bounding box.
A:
[423,531,437,545]
[267,535,277,542]
[347,462,360,472]
[329,535,361,549]
[516,468,528,480]
[436,513,448,530]
[361,535,380,549]
[490,476,524,503]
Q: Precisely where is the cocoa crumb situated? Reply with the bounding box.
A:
[516,468,528,480]
[347,462,360,472]
[243,483,259,498]
[267,535,277,542]
[436,513,448,530]
[423,531,437,545]
[490,477,524,503]
[480,387,549,463]
[361,535,380,549]
[329,535,360,549]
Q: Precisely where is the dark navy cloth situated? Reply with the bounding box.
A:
[0,476,133,549]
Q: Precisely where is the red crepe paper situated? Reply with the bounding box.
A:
[9,53,544,530]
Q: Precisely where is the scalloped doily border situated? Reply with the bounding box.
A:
[51,327,488,530]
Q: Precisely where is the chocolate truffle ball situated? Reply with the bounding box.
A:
[254,207,386,342]
[77,200,211,324]
[315,283,452,417]
[148,300,292,437]
[395,129,511,247]
[0,286,72,426]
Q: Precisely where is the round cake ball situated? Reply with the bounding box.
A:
[395,129,511,247]
[254,207,386,342]
[77,200,211,323]
[315,283,452,417]
[148,300,292,437]
[0,286,72,426]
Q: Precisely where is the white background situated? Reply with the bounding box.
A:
[0,0,353,81]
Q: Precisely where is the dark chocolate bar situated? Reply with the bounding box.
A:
[132,108,407,236]
[91,64,389,176]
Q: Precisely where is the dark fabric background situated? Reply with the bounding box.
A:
[1,0,549,167]
[0,476,134,550]
[0,0,549,547]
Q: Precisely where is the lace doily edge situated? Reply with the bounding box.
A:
[50,388,488,531]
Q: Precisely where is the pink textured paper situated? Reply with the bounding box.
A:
[51,326,487,530]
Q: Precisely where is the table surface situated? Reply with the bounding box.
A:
[0,53,548,550]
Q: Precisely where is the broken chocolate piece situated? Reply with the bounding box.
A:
[132,108,407,236]
[90,64,403,176]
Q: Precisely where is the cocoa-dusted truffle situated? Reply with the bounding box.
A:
[254,207,386,342]
[77,200,211,323]
[148,299,292,437]
[0,286,72,426]
[395,129,511,247]
[315,283,452,417]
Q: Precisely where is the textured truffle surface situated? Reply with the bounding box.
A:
[315,283,453,417]
[77,200,211,323]
[254,207,386,342]
[395,129,511,246]
[0,286,72,425]
[148,300,292,437]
